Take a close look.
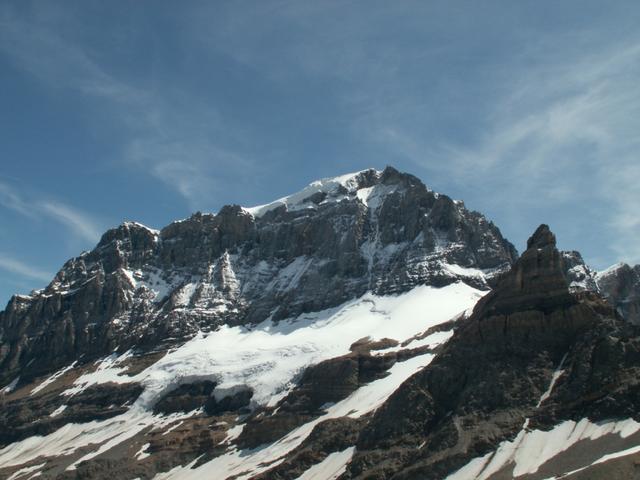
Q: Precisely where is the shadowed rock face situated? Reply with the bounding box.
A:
[0,167,517,387]
[152,381,253,417]
[0,382,143,447]
[342,225,640,480]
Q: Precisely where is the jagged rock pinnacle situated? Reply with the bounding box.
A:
[474,223,572,319]
[527,224,556,250]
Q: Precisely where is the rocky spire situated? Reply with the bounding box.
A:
[477,224,573,317]
[526,223,556,249]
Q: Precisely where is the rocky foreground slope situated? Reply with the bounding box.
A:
[1,167,640,479]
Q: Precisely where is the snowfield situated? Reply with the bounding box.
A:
[67,282,485,408]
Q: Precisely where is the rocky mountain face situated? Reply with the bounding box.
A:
[1,168,640,480]
[0,167,516,387]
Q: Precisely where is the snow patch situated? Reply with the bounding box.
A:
[597,262,627,279]
[135,443,151,461]
[31,362,77,395]
[49,405,67,417]
[1,377,20,394]
[296,446,355,480]
[445,418,640,480]
[63,352,132,396]
[7,462,46,480]
[536,353,567,408]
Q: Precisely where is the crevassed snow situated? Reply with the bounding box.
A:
[445,418,640,480]
[66,282,483,407]
[295,446,355,480]
[244,169,380,218]
[0,351,440,477]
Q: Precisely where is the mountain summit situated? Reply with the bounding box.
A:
[1,170,640,479]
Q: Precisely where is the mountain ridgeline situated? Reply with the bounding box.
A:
[0,167,517,386]
[1,167,640,480]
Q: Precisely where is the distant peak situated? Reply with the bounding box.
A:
[597,262,631,278]
[526,224,556,250]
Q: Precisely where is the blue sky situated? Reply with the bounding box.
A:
[1,1,640,305]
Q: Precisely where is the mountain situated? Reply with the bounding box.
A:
[0,167,639,480]
[0,167,516,387]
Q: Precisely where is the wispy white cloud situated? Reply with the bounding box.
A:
[361,36,640,266]
[0,180,102,244]
[0,182,37,219]
[0,254,52,282]
[0,6,142,104]
[2,2,639,269]
[0,4,257,210]
[39,201,102,243]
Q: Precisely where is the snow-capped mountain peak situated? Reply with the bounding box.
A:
[2,168,640,479]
